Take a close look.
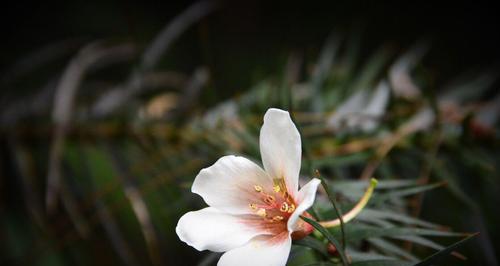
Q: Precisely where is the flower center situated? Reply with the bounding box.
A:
[248,178,296,224]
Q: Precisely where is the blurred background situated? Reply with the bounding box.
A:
[1,1,499,265]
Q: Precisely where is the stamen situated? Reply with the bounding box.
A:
[272,216,284,222]
[280,202,289,212]
[249,181,297,223]
[283,191,290,200]
[264,195,275,204]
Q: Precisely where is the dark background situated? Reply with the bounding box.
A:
[2,1,499,93]
[1,1,499,265]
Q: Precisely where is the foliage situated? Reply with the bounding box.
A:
[1,2,498,266]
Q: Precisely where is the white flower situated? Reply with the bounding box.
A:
[176,108,321,266]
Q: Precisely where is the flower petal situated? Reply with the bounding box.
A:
[259,108,301,196]
[327,89,369,130]
[287,178,321,232]
[192,155,273,214]
[361,81,390,132]
[218,233,292,266]
[176,207,262,252]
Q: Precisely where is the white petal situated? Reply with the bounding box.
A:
[389,43,427,99]
[259,108,301,196]
[218,234,292,266]
[192,155,273,214]
[364,81,390,117]
[360,81,390,132]
[400,107,435,133]
[287,178,321,232]
[327,89,369,130]
[176,207,262,252]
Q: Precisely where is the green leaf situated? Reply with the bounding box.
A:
[391,235,443,250]
[414,233,478,266]
[294,236,329,257]
[367,238,418,261]
[335,180,417,191]
[297,262,336,266]
[289,246,323,266]
[358,209,441,229]
[316,171,346,250]
[350,260,413,266]
[313,153,371,169]
[330,224,465,243]
[301,215,350,266]
[373,182,445,205]
[349,250,399,262]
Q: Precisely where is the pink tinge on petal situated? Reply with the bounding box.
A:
[217,234,292,266]
[240,215,288,236]
[240,184,297,236]
[265,231,290,245]
[240,178,320,241]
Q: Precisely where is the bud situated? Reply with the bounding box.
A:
[291,212,315,240]
[327,243,338,256]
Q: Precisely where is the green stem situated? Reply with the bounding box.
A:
[319,178,378,228]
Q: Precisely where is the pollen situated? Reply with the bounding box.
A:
[254,185,263,192]
[272,216,284,221]
[249,181,297,225]
[280,202,289,212]
[256,208,267,217]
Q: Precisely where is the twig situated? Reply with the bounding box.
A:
[106,145,162,266]
[91,1,217,117]
[95,200,140,266]
[141,0,217,71]
[46,42,136,212]
[311,32,340,112]
[0,39,83,87]
[0,78,57,126]
[360,107,435,180]
[164,67,209,120]
[6,136,46,229]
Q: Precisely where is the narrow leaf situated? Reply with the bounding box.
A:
[316,170,346,250]
[301,215,350,266]
[294,236,329,257]
[414,233,478,266]
[350,260,412,266]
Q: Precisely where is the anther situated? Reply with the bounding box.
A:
[273,185,281,193]
[249,203,257,210]
[283,191,290,199]
[254,185,263,192]
[256,208,267,217]
[264,195,275,204]
[272,216,284,222]
[280,202,289,212]
[288,203,295,213]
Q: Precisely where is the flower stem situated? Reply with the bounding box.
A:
[319,178,378,228]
